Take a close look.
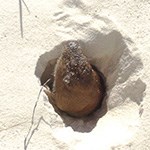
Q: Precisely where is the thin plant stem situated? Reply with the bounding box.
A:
[19,0,23,38]
[19,0,30,38]
[22,0,30,14]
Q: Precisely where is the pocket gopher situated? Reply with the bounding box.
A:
[44,40,106,117]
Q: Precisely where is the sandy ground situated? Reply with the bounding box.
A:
[0,0,150,150]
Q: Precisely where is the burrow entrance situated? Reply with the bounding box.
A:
[34,30,146,132]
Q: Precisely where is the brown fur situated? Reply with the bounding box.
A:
[44,41,106,117]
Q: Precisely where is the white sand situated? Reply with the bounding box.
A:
[0,0,149,150]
